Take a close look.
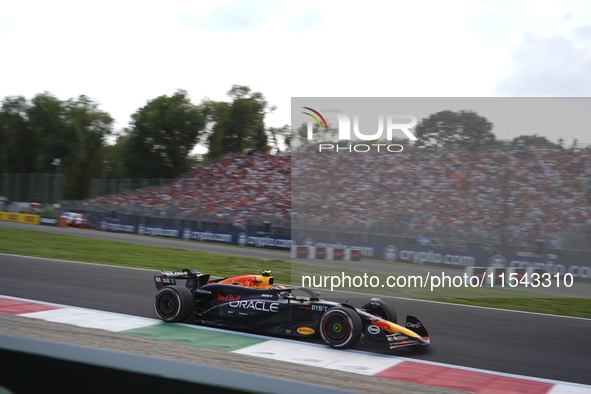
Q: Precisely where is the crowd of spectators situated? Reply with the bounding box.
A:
[293,143,591,251]
[84,152,291,226]
[81,143,591,252]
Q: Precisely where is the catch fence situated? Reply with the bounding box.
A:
[0,173,64,204]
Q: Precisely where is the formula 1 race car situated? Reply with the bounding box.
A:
[153,269,430,350]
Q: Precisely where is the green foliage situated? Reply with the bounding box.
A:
[62,95,115,199]
[123,89,206,178]
[1,86,285,200]
[100,136,126,179]
[0,96,35,173]
[205,85,270,160]
[28,93,73,174]
[415,110,496,147]
[0,92,113,200]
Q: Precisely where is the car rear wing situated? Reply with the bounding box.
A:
[154,268,210,290]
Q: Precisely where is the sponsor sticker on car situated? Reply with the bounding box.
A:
[367,325,381,335]
[297,327,315,335]
[154,277,176,285]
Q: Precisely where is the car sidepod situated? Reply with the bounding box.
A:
[193,284,338,337]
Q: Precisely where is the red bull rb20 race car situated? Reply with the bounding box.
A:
[153,269,430,350]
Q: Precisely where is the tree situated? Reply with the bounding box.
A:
[28,92,73,174]
[123,89,206,179]
[100,136,126,179]
[0,92,114,200]
[0,96,36,173]
[203,100,231,160]
[62,95,114,199]
[205,85,270,160]
[415,110,496,147]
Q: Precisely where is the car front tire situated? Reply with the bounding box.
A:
[361,299,397,324]
[319,307,362,349]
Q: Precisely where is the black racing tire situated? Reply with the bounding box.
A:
[319,307,362,349]
[361,299,397,324]
[154,285,194,323]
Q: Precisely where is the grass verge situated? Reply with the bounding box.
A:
[0,227,291,283]
[1,227,590,318]
[430,297,591,319]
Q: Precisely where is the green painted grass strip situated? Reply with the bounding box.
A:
[122,324,267,351]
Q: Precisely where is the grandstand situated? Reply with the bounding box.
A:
[73,152,291,233]
[65,144,591,260]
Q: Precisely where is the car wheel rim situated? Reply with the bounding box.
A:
[323,314,350,343]
[157,292,178,317]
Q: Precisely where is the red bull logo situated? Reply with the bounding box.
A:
[217,294,241,301]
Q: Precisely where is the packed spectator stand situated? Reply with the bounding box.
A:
[81,152,291,229]
[71,143,591,260]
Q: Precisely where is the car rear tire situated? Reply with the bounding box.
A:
[361,299,397,324]
[319,307,362,349]
[154,285,194,323]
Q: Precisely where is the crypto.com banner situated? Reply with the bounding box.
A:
[290,97,591,299]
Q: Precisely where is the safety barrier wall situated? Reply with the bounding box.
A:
[97,219,293,251]
[39,216,58,226]
[293,236,591,283]
[94,220,591,282]
[6,212,587,282]
[0,211,40,225]
[465,266,560,286]
[290,246,362,261]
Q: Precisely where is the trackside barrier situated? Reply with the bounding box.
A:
[39,216,57,226]
[99,220,292,251]
[289,246,362,261]
[0,211,39,225]
[465,267,551,286]
[315,246,327,259]
[347,249,361,261]
[504,267,526,286]
[332,247,346,260]
[465,267,487,281]
[326,248,334,259]
[0,334,357,394]
[293,237,591,284]
[97,222,591,282]
[527,267,547,278]
[291,246,309,258]
[486,267,506,286]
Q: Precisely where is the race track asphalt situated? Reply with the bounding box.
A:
[1,221,591,385]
